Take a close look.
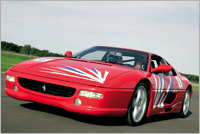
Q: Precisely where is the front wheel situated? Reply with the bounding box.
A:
[127,83,148,126]
[179,89,191,118]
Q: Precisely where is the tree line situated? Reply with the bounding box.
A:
[1,41,64,57]
[180,73,199,83]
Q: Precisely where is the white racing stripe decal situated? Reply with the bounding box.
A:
[161,93,168,108]
[166,76,171,93]
[40,65,109,84]
[152,75,176,109]
[153,75,158,107]
[34,58,54,62]
[158,93,165,108]
[175,76,183,89]
[153,75,163,108]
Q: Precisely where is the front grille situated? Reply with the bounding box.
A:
[18,77,76,97]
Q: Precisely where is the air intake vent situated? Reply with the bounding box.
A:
[18,77,76,97]
[164,93,177,104]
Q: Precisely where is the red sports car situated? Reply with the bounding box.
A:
[5,46,192,125]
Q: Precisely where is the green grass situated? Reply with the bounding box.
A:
[1,52,34,72]
[192,86,199,90]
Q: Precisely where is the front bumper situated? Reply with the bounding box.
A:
[5,70,134,117]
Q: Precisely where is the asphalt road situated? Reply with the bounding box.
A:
[1,73,199,133]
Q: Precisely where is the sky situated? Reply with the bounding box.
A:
[1,1,199,75]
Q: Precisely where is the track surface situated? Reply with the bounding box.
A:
[1,73,199,133]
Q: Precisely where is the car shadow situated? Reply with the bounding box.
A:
[20,102,126,126]
[145,111,192,124]
[20,102,192,126]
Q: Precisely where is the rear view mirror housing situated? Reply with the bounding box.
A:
[151,64,172,73]
[65,51,72,58]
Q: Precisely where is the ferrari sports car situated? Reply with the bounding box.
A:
[5,46,192,125]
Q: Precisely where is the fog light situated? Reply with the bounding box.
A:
[74,98,81,106]
[6,75,15,82]
[13,85,18,92]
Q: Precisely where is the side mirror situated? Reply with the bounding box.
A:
[65,51,72,58]
[151,64,172,73]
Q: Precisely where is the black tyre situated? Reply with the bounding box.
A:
[180,89,191,118]
[127,82,148,126]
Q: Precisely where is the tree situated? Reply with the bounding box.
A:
[1,41,65,57]
[21,45,32,55]
[30,47,39,56]
[1,41,6,50]
[9,43,18,52]
[1,41,10,51]
[42,50,50,57]
[180,73,199,83]
[17,46,23,53]
[1,41,21,53]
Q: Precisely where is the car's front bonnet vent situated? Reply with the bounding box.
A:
[18,77,76,97]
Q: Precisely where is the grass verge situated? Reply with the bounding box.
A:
[192,86,199,90]
[1,51,34,72]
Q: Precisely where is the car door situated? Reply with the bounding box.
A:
[149,54,179,110]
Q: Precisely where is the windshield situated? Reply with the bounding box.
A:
[72,46,149,71]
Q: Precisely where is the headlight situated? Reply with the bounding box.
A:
[6,75,15,82]
[79,90,103,99]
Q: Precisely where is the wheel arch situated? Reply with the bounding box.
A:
[187,84,193,98]
[126,78,152,125]
[136,78,153,117]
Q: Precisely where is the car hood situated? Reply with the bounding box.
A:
[10,57,133,86]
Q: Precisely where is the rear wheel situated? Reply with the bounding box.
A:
[127,82,148,126]
[180,89,190,118]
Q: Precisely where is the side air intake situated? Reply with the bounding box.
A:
[164,93,177,104]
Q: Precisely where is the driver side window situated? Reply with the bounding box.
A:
[151,55,164,75]
[151,55,176,76]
